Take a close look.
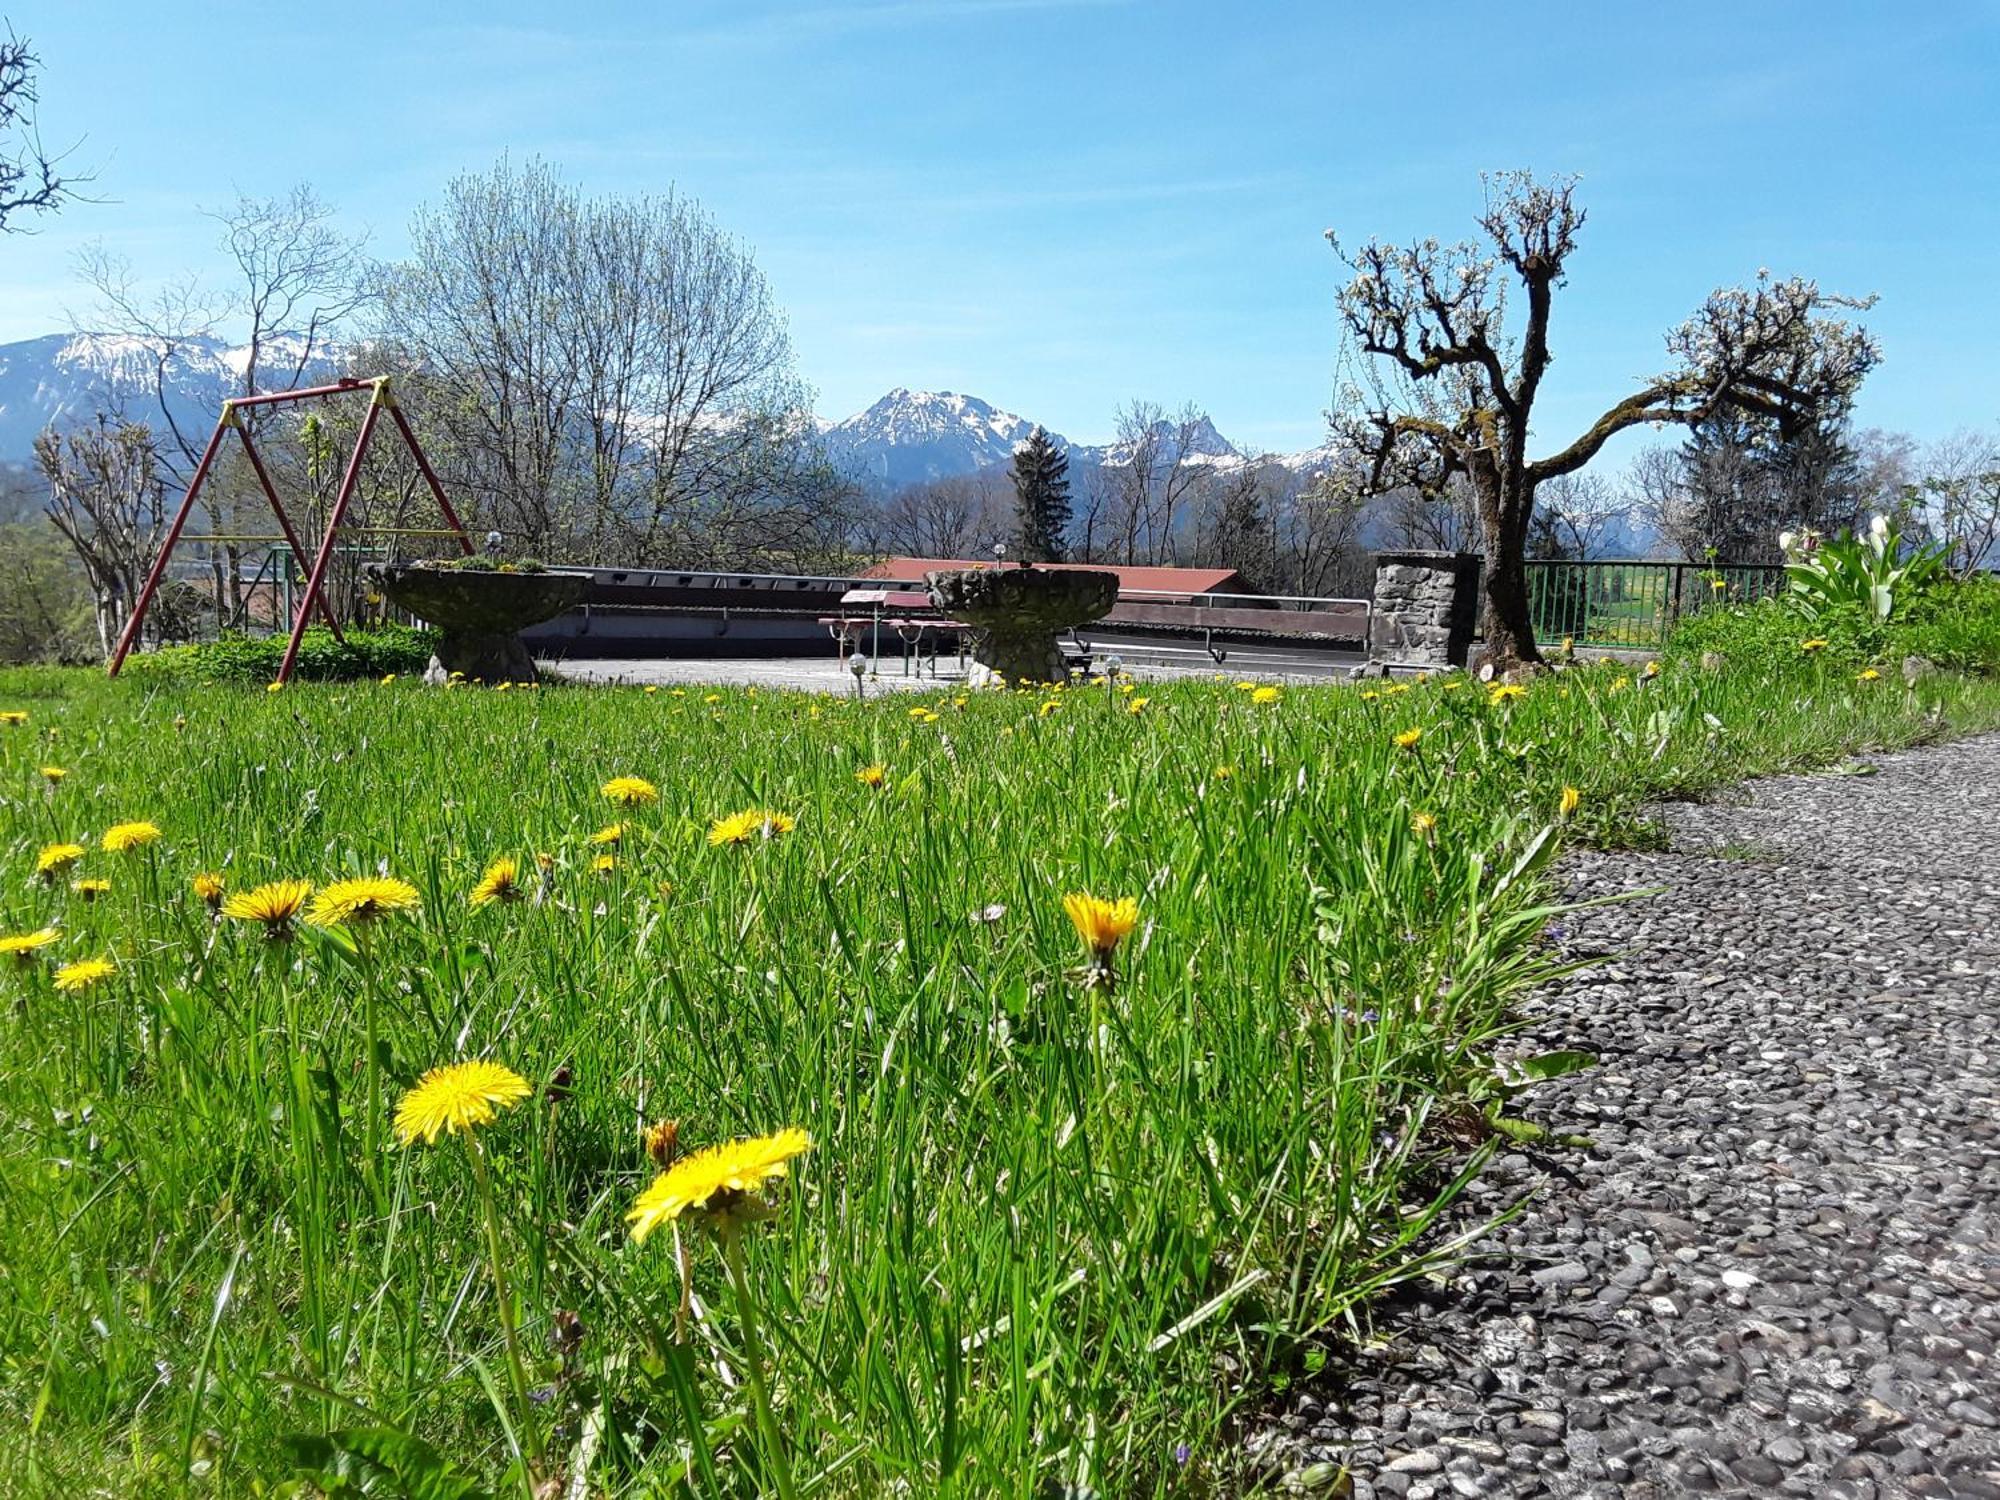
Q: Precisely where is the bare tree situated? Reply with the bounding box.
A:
[1103,400,1213,564]
[1910,427,2000,578]
[875,472,1010,559]
[1376,476,1480,552]
[36,419,168,656]
[1529,472,1627,559]
[1,24,81,231]
[1329,172,1878,672]
[376,157,833,568]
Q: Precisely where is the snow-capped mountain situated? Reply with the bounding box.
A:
[0,331,333,461]
[817,388,1073,489]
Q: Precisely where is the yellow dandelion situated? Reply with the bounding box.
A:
[907,705,929,720]
[1857,667,1882,682]
[1127,696,1150,715]
[470,856,522,908]
[101,820,162,853]
[53,956,116,992]
[0,709,27,726]
[855,763,890,789]
[36,842,85,881]
[1213,765,1234,780]
[71,877,110,901]
[1559,786,1581,818]
[626,1127,812,1243]
[917,708,940,724]
[393,1059,533,1146]
[1038,699,1060,717]
[1361,690,1379,701]
[1063,891,1139,958]
[708,808,796,847]
[1801,638,1828,653]
[221,879,312,937]
[703,693,721,704]
[1412,810,1439,838]
[592,852,618,874]
[589,823,624,846]
[381,673,397,685]
[1251,685,1282,705]
[1,927,61,963]
[641,1117,680,1167]
[191,871,226,909]
[1393,727,1423,751]
[1233,681,1256,691]
[1641,660,1661,679]
[1488,683,1527,705]
[306,875,421,928]
[265,681,284,694]
[41,765,66,784]
[601,775,659,807]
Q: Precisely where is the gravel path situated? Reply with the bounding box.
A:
[1257,734,2000,1499]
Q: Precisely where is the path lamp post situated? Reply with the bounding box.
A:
[849,653,869,700]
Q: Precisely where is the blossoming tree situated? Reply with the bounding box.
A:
[1327,172,1879,674]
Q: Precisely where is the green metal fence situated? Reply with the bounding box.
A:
[1524,560,1786,649]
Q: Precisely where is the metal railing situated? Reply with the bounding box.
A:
[1524,559,1786,649]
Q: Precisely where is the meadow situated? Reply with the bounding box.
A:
[3,647,1998,1497]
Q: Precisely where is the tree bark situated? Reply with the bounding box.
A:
[1476,477,1544,675]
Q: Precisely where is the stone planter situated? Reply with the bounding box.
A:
[1369,550,1481,670]
[927,566,1119,686]
[367,563,589,685]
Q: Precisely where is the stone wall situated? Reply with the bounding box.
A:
[1369,550,1480,669]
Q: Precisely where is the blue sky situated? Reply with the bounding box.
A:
[3,0,1995,452]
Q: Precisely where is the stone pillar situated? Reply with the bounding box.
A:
[1369,550,1481,669]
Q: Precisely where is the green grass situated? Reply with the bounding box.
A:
[2,652,1998,1497]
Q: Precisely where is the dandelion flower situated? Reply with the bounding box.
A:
[589,823,624,847]
[306,875,421,928]
[1127,696,1150,715]
[1,927,60,964]
[35,842,85,881]
[41,765,66,784]
[602,776,659,807]
[1411,811,1438,839]
[470,856,522,907]
[1063,891,1139,958]
[1641,660,1661,679]
[222,879,312,938]
[641,1117,680,1167]
[1857,668,1881,682]
[1800,638,1828,653]
[1393,727,1423,751]
[191,871,226,909]
[626,1127,812,1243]
[1487,684,1527,705]
[1251,686,1282,706]
[265,681,284,694]
[71,878,110,901]
[393,1059,532,1146]
[102,821,162,853]
[592,853,618,874]
[53,956,116,992]
[0,710,27,726]
[1559,786,1581,818]
[708,809,796,847]
[1038,699,1060,717]
[855,763,889,789]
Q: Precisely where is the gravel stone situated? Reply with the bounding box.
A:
[1255,734,2000,1495]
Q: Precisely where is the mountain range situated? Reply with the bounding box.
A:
[0,331,1330,490]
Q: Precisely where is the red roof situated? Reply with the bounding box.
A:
[860,557,1248,597]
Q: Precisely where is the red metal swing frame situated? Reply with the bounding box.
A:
[107,375,475,684]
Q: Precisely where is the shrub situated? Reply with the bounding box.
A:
[1666,574,2000,675]
[121,626,437,686]
[1781,518,1947,622]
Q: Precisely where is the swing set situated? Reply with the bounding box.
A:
[107,375,475,684]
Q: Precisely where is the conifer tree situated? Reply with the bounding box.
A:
[1010,426,1072,562]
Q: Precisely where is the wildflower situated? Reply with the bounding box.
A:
[1233,681,1256,691]
[1063,891,1139,958]
[1857,667,1882,682]
[703,693,720,704]
[191,871,226,910]
[1127,696,1150,715]
[592,853,618,874]
[1393,727,1423,751]
[35,842,85,881]
[907,706,930,720]
[266,681,283,694]
[393,1059,532,1145]
[1,927,60,964]
[644,685,659,695]
[1606,676,1630,695]
[1708,577,1726,591]
[71,878,110,901]
[708,809,796,847]
[855,763,889,789]
[381,674,397,685]
[1411,811,1438,839]
[1213,765,1234,780]
[53,956,116,992]
[1038,699,1060,717]
[173,714,187,732]
[916,708,940,724]
[40,765,66,784]
[601,775,659,807]
[642,1117,680,1167]
[1488,683,1527,705]
[626,1127,812,1243]
[223,878,313,939]
[101,821,162,854]
[0,709,29,727]
[589,823,624,847]
[1559,786,1581,818]
[470,856,523,907]
[1801,638,1829,653]
[306,875,421,928]
[1361,690,1379,701]
[1251,686,1282,706]
[1642,660,1661,679]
